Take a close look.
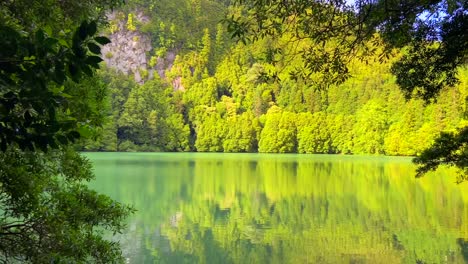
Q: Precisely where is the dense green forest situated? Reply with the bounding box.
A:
[80,0,468,157]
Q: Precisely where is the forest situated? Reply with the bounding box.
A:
[79,0,468,157]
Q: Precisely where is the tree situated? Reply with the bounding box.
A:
[296,112,331,154]
[352,100,388,154]
[83,69,138,151]
[225,0,468,178]
[227,0,467,93]
[258,106,297,153]
[118,78,184,151]
[0,1,133,262]
[194,106,226,152]
[0,148,132,263]
[223,111,260,152]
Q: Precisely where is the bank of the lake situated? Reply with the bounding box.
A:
[87,152,468,263]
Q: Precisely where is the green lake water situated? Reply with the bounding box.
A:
[86,152,468,263]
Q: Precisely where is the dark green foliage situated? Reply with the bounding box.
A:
[0,0,134,262]
[0,22,110,152]
[388,1,467,99]
[0,148,133,263]
[0,0,124,32]
[118,78,190,151]
[225,0,467,97]
[414,127,468,183]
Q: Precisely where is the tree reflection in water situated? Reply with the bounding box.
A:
[89,153,468,263]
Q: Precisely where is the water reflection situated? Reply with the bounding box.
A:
[88,153,468,263]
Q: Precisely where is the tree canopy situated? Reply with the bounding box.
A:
[226,0,467,98]
[224,0,468,179]
[0,0,133,262]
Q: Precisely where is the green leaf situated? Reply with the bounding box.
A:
[82,65,93,76]
[94,36,111,45]
[78,21,88,40]
[85,56,103,65]
[43,25,53,36]
[58,38,69,48]
[78,125,93,138]
[87,21,97,36]
[73,46,86,58]
[87,42,101,54]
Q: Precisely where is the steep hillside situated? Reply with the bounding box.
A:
[101,0,229,83]
[102,11,152,83]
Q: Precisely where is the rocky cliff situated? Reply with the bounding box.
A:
[102,11,176,84]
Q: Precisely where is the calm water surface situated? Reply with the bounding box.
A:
[86,152,468,263]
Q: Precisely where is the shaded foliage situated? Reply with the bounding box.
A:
[0,0,133,262]
[0,21,110,151]
[414,127,468,183]
[224,0,467,97]
[0,148,133,263]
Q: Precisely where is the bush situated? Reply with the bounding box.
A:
[118,140,138,152]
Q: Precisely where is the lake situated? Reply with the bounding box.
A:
[86,152,468,263]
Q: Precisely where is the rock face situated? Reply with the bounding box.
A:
[102,10,179,86]
[101,11,152,83]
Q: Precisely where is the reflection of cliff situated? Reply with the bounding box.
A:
[169,212,183,227]
[88,153,468,263]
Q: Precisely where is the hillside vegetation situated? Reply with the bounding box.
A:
[81,0,468,156]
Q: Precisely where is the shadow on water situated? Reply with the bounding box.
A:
[458,238,468,262]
